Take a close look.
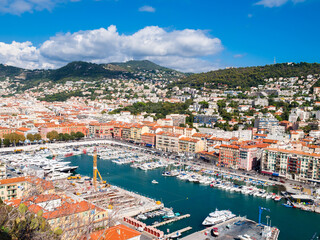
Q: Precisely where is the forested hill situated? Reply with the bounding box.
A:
[0,60,185,84]
[0,64,23,78]
[110,60,171,71]
[171,62,320,90]
[24,61,131,82]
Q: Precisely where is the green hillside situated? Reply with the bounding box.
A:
[110,60,170,71]
[0,64,23,78]
[172,62,320,89]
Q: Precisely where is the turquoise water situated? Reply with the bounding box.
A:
[67,154,320,240]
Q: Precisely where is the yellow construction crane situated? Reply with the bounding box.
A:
[93,147,104,191]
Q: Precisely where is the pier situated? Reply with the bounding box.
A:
[152,214,190,227]
[181,217,280,240]
[165,226,192,239]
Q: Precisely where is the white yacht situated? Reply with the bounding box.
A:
[202,209,236,226]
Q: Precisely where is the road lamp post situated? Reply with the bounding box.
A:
[266,215,270,227]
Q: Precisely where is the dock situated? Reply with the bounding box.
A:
[181,217,280,240]
[165,226,192,239]
[152,214,190,227]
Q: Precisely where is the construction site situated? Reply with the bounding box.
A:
[52,148,176,239]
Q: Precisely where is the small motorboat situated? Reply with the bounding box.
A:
[152,180,159,184]
[282,201,293,208]
[170,232,181,239]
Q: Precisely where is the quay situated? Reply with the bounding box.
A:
[152,214,190,227]
[181,217,280,240]
[165,226,192,239]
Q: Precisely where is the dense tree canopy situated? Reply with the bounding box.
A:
[171,62,320,90]
[110,100,193,119]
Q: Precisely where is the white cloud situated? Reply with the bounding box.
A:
[0,41,54,69]
[0,25,223,72]
[233,53,247,58]
[145,56,221,73]
[255,0,306,7]
[138,5,155,13]
[0,0,68,15]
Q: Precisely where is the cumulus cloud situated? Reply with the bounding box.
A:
[0,25,223,72]
[0,0,69,15]
[0,41,53,69]
[138,5,155,12]
[233,53,247,58]
[255,0,306,7]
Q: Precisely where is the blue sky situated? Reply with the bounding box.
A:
[0,0,319,72]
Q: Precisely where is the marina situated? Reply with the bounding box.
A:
[1,142,320,239]
[65,147,320,240]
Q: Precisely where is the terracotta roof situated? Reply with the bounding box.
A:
[192,133,210,138]
[16,127,31,132]
[179,137,199,143]
[254,133,267,137]
[29,194,60,204]
[265,148,320,158]
[84,224,141,240]
[141,133,156,137]
[0,176,27,185]
[156,131,181,138]
[220,144,239,149]
[262,139,278,144]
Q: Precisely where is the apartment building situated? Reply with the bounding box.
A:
[218,144,240,169]
[192,133,211,151]
[121,126,132,141]
[0,177,30,201]
[254,113,279,132]
[141,133,156,147]
[89,122,113,138]
[262,148,320,182]
[0,162,6,179]
[156,131,181,152]
[130,125,149,143]
[178,137,205,153]
[166,114,186,127]
[39,123,88,139]
[219,142,269,171]
[0,176,55,201]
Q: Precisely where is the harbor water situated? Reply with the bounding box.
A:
[67,154,320,240]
